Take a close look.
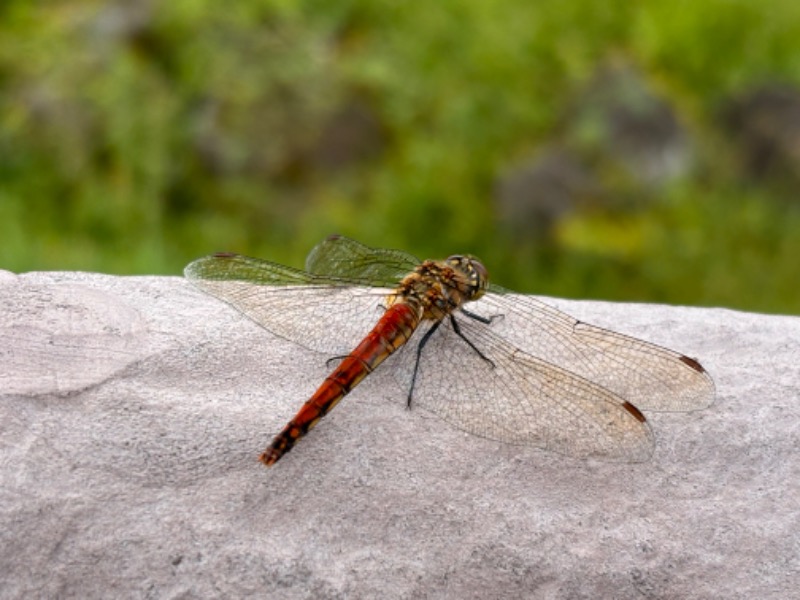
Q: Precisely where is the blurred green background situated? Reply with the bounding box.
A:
[2,0,799,313]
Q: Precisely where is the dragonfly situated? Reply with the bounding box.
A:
[185,235,715,467]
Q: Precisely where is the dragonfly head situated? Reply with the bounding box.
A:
[445,255,489,301]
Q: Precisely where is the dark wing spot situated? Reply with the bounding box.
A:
[679,355,706,373]
[212,252,238,258]
[622,401,647,423]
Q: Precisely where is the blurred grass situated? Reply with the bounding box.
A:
[1,0,799,313]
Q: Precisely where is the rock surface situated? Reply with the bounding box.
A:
[1,270,798,599]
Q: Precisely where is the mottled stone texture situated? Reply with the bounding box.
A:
[1,270,797,599]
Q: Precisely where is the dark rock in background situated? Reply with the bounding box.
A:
[722,84,800,186]
[494,148,598,240]
[571,63,693,187]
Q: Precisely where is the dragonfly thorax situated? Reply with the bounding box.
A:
[387,256,489,322]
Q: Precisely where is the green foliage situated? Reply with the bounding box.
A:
[1,0,799,313]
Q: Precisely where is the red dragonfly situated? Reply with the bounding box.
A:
[185,235,714,467]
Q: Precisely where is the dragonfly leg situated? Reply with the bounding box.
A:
[407,320,442,408]
[325,355,346,369]
[461,307,504,326]
[450,315,496,369]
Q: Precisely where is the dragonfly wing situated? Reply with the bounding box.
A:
[304,235,420,284]
[470,288,715,412]
[394,315,656,461]
[185,253,393,356]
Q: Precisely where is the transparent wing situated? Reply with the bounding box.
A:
[184,236,423,355]
[463,287,715,412]
[387,316,656,461]
[185,252,394,356]
[304,234,420,283]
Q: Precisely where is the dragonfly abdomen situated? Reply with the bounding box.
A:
[260,302,421,466]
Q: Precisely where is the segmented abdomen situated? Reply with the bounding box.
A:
[260,302,420,466]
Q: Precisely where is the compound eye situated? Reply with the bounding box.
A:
[470,259,488,286]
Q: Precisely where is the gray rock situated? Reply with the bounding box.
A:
[1,270,797,599]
